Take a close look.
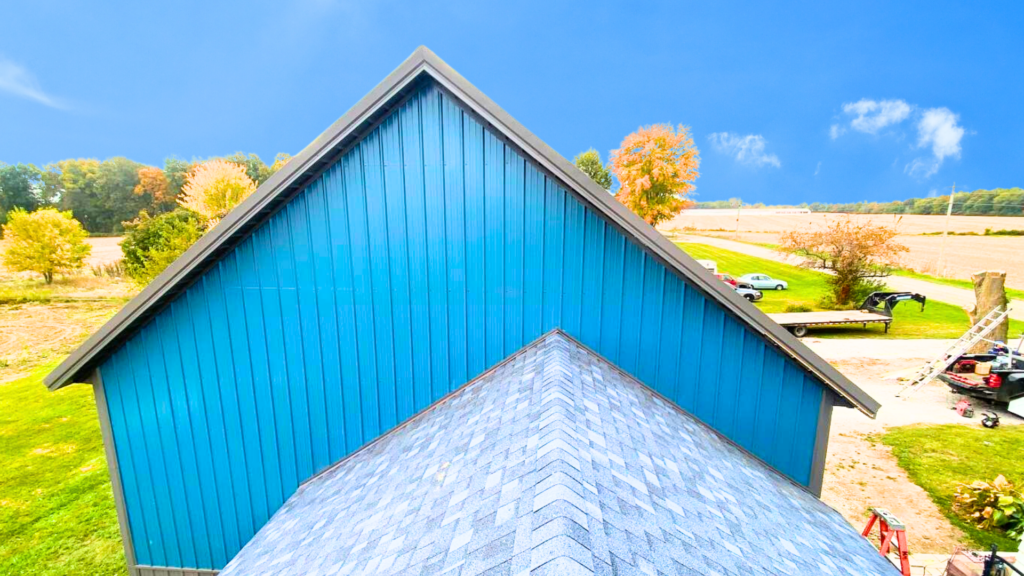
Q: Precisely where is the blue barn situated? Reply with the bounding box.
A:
[48,47,884,576]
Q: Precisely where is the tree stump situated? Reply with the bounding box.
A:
[968,271,1008,353]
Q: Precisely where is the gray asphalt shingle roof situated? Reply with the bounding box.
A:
[219,331,894,576]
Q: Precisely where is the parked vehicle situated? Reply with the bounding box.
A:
[768,292,926,337]
[715,273,738,287]
[739,273,788,291]
[734,282,763,302]
[697,259,717,275]
[938,344,1024,405]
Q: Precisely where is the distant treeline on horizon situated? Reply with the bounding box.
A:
[694,187,1024,216]
[0,153,289,234]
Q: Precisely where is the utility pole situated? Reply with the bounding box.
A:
[733,198,741,239]
[937,183,955,276]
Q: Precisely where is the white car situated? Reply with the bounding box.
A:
[733,283,763,302]
[739,273,788,291]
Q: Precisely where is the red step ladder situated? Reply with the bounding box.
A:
[862,507,910,576]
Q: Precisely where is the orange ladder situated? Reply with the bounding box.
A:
[862,507,910,576]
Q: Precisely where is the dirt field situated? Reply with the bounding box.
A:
[659,212,1024,288]
[83,237,123,268]
[804,338,1024,555]
[660,211,1024,235]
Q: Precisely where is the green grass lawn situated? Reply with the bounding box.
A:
[893,269,1024,302]
[881,424,1024,551]
[0,365,126,576]
[677,242,1024,338]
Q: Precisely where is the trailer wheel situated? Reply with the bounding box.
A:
[791,325,808,337]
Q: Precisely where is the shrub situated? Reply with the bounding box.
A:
[121,209,207,285]
[178,160,256,221]
[1,208,91,283]
[953,475,1024,539]
[783,304,813,313]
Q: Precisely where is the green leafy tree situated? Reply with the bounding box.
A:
[0,163,42,225]
[55,157,152,233]
[223,152,273,185]
[163,158,195,201]
[121,209,208,285]
[1,208,91,283]
[573,149,612,190]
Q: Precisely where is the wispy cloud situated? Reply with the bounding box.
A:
[905,107,964,177]
[708,132,781,168]
[0,55,66,109]
[841,99,912,134]
[814,161,821,176]
[829,124,845,140]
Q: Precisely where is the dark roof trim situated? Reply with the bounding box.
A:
[44,47,880,417]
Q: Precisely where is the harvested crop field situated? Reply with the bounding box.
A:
[660,212,1024,288]
[659,211,1024,234]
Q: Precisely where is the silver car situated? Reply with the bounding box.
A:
[739,273,788,291]
[734,282,763,302]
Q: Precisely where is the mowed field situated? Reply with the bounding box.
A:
[659,212,1024,288]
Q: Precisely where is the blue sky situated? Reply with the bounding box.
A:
[1,1,1021,205]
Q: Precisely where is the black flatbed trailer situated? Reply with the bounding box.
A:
[767,292,927,337]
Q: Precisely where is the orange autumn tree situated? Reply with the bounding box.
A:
[134,166,170,203]
[610,124,700,226]
[178,159,257,222]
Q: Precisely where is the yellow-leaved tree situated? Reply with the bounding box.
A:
[178,159,257,222]
[1,208,91,283]
[610,124,700,226]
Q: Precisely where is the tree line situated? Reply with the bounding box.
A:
[0,152,290,234]
[691,187,1024,216]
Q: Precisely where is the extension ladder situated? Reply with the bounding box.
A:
[862,508,911,576]
[896,305,1011,399]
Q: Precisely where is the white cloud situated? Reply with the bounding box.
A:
[814,161,821,176]
[906,107,964,178]
[0,55,66,109]
[829,124,845,139]
[841,99,912,134]
[708,132,781,168]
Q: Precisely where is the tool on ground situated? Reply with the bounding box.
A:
[956,398,975,418]
[981,412,1000,428]
[861,507,911,576]
[896,306,1012,399]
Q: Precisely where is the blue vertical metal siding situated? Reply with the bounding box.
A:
[100,80,826,570]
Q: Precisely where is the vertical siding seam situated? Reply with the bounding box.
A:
[107,362,149,563]
[520,158,527,347]
[460,109,470,380]
[397,110,417,414]
[690,299,707,410]
[378,131,401,427]
[173,303,219,566]
[595,217,605,348]
[267,223,298,489]
[251,230,288,504]
[558,187,567,329]
[339,162,364,447]
[196,281,240,552]
[358,142,384,433]
[233,250,274,518]
[629,251,646,368]
[137,334,184,565]
[205,268,254,536]
[652,266,665,371]
[499,143,505,356]
[788,373,809,472]
[480,122,487,359]
[416,93,434,401]
[283,206,316,477]
[303,193,338,461]
[708,310,725,426]
[538,175,546,333]
[152,326,197,565]
[729,331,746,434]
[577,206,587,331]
[438,92,452,392]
